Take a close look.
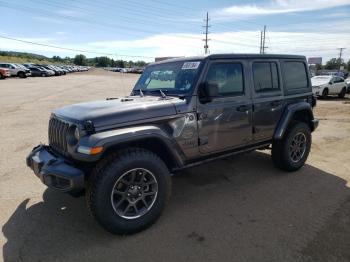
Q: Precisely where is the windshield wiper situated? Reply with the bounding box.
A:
[132,89,144,97]
[142,89,168,99]
[159,89,167,99]
[139,89,144,97]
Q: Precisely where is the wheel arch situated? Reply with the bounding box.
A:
[274,102,316,140]
[100,137,183,171]
[80,126,186,171]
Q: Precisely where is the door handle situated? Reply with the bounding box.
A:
[270,101,281,107]
[236,105,250,112]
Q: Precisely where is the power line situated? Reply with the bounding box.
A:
[0,35,155,58]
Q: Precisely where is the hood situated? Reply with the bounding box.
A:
[311,78,330,87]
[54,95,182,128]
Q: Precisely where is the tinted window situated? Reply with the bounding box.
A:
[253,62,279,93]
[206,63,244,96]
[284,62,308,90]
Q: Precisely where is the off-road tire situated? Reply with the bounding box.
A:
[338,87,346,98]
[86,148,171,234]
[272,122,311,172]
[322,88,328,99]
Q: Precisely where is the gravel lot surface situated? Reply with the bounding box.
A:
[1,69,349,262]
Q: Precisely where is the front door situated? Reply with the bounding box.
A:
[197,60,253,154]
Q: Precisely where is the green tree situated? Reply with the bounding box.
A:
[115,60,125,68]
[325,58,345,70]
[94,56,111,67]
[315,63,322,70]
[74,54,87,66]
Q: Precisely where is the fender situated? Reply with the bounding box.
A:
[274,102,318,140]
[75,125,185,166]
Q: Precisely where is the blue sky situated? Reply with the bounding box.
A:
[0,0,349,62]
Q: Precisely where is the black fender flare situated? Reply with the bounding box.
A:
[274,102,318,140]
[75,125,185,167]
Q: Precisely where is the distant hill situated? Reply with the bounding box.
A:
[0,50,72,64]
[0,51,49,60]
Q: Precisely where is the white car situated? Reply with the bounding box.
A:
[0,63,31,78]
[311,75,347,98]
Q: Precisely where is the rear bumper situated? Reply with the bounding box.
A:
[26,145,85,193]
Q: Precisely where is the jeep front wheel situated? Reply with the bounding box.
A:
[272,122,311,171]
[87,148,171,234]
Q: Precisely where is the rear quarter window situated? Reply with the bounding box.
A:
[283,61,310,95]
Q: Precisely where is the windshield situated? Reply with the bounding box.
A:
[133,60,202,95]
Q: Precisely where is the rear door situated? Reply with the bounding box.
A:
[333,77,345,93]
[251,60,284,141]
[197,59,253,154]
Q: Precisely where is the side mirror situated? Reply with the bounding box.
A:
[199,81,219,103]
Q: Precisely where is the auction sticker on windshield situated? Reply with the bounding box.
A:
[182,61,200,70]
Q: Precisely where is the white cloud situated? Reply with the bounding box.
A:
[55,31,68,35]
[32,16,64,24]
[217,0,350,18]
[55,9,87,18]
[0,27,349,62]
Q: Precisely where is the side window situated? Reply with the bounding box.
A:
[284,61,308,90]
[253,62,280,93]
[206,63,244,96]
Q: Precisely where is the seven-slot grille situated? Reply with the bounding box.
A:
[48,117,70,155]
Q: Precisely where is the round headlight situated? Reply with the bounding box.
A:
[74,126,80,141]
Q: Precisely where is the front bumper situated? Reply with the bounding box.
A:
[311,118,319,131]
[26,145,85,193]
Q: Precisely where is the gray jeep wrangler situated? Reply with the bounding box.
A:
[27,54,318,234]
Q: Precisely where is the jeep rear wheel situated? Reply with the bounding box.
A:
[272,122,311,171]
[87,148,171,234]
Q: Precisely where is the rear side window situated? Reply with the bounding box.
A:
[253,62,279,93]
[284,61,308,91]
[206,63,244,96]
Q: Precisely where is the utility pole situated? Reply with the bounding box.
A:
[337,48,345,72]
[203,12,210,55]
[262,25,267,54]
[260,30,263,54]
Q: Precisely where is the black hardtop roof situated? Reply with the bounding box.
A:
[152,53,306,65]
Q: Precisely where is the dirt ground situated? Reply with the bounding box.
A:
[1,69,349,262]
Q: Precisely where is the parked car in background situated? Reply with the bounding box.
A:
[345,77,350,93]
[0,67,10,79]
[0,63,31,78]
[311,75,347,98]
[28,66,50,77]
[38,66,55,76]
